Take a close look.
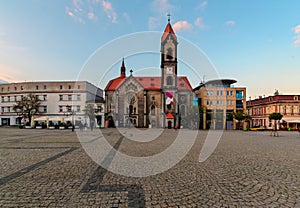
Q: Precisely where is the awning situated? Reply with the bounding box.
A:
[165,112,175,119]
[282,118,300,123]
[34,116,49,121]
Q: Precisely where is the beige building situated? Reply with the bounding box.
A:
[0,81,104,127]
[194,79,246,130]
[246,93,300,130]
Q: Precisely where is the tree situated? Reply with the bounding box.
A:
[83,104,96,131]
[232,111,251,130]
[269,112,283,133]
[13,93,41,126]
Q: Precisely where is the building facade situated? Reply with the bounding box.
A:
[104,19,193,128]
[194,79,247,130]
[246,93,300,130]
[0,81,104,126]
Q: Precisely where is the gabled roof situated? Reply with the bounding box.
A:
[105,75,193,91]
[161,23,177,42]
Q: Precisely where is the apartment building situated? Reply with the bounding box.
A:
[0,81,104,126]
[194,79,246,130]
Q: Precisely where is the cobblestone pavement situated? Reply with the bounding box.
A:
[1,127,300,207]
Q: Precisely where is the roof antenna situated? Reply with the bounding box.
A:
[200,75,206,84]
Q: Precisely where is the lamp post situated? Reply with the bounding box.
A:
[71,110,75,132]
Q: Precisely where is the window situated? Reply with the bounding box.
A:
[1,96,4,102]
[151,105,156,116]
[227,91,233,96]
[1,107,4,112]
[291,106,294,114]
[217,91,223,96]
[206,100,213,105]
[7,96,10,102]
[77,105,80,112]
[283,106,286,114]
[68,85,72,90]
[59,95,63,101]
[217,100,222,105]
[21,86,23,90]
[14,86,17,91]
[7,87,10,91]
[8,107,10,112]
[166,76,173,85]
[43,95,47,101]
[166,48,173,59]
[77,94,81,100]
[36,85,39,90]
[77,85,80,89]
[68,95,72,101]
[59,106,63,112]
[44,85,47,90]
[67,105,72,112]
[206,91,213,96]
[14,96,17,102]
[236,91,243,99]
[180,104,186,116]
[43,106,47,113]
[1,87,3,92]
[60,85,63,90]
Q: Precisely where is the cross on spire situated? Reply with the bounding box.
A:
[167,13,171,23]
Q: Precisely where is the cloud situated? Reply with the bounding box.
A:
[173,21,193,33]
[194,17,205,29]
[152,0,173,14]
[294,25,300,34]
[65,0,118,24]
[101,0,117,23]
[200,1,208,8]
[293,25,300,47]
[0,65,19,83]
[225,20,236,26]
[0,41,26,52]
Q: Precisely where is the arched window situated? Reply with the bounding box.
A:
[180,104,186,116]
[166,48,173,59]
[151,105,156,115]
[166,76,173,85]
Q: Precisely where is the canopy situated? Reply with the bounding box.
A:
[282,118,300,123]
[64,116,81,122]
[34,116,49,121]
[48,116,63,121]
[165,112,175,119]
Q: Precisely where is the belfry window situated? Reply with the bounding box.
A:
[166,48,173,59]
[166,76,173,85]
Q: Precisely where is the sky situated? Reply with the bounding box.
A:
[1,0,300,99]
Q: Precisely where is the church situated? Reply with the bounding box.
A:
[104,18,193,128]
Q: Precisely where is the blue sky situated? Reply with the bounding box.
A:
[1,0,300,98]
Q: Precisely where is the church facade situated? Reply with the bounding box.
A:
[104,19,193,128]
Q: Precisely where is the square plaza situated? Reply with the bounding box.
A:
[1,128,300,207]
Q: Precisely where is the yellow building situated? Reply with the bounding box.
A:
[194,79,246,130]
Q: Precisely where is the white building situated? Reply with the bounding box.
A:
[0,81,104,127]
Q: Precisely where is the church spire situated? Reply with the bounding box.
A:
[161,14,177,42]
[120,58,126,78]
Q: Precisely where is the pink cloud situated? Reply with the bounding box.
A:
[87,12,96,20]
[294,25,300,34]
[173,21,193,32]
[194,17,205,29]
[102,0,117,23]
[294,35,300,47]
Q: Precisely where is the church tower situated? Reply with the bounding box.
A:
[161,15,178,128]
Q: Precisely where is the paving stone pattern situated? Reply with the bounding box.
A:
[0,128,300,207]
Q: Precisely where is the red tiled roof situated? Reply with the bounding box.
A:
[104,77,125,91]
[105,76,192,91]
[166,112,175,119]
[161,23,177,42]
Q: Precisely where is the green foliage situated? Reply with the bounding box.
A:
[13,93,41,125]
[269,112,283,121]
[232,111,252,130]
